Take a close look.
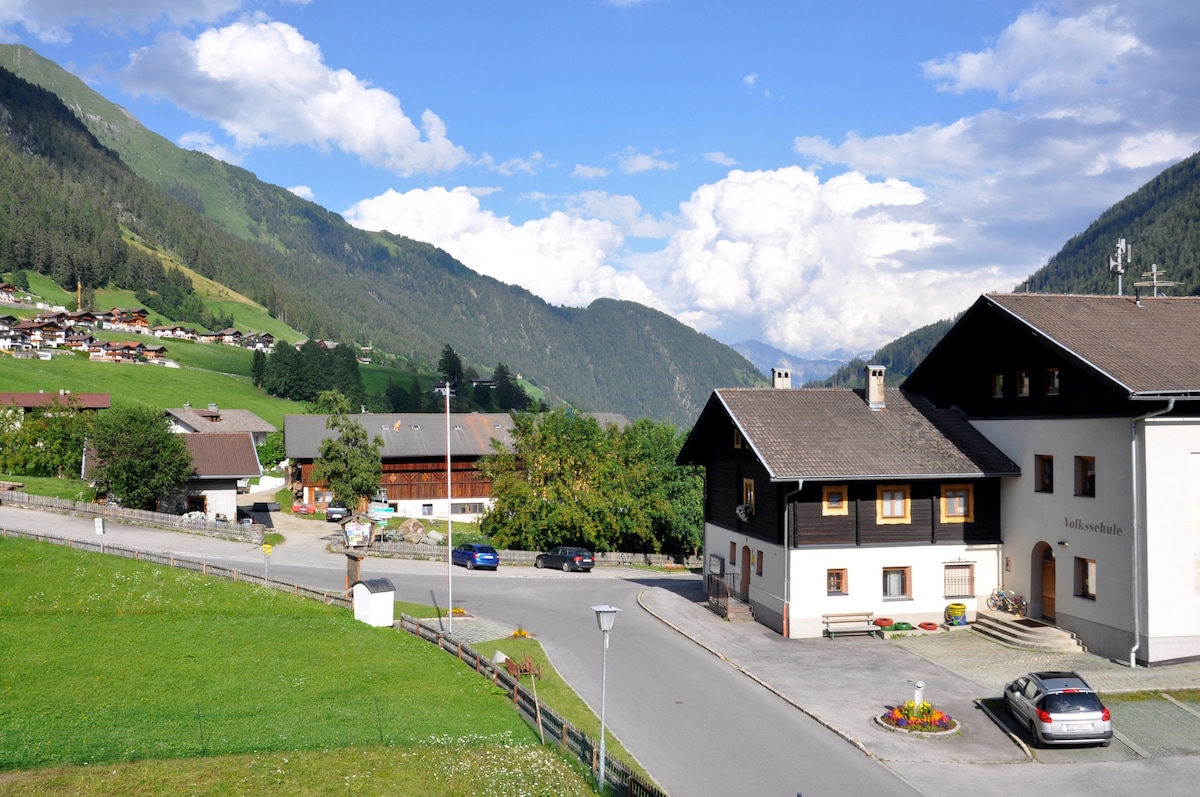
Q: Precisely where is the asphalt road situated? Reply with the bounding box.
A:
[1,503,913,797]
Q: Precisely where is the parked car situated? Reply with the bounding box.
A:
[535,546,594,572]
[292,502,314,515]
[325,503,349,522]
[1003,671,1112,747]
[451,542,500,570]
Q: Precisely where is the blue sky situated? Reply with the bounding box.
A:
[3,1,1197,357]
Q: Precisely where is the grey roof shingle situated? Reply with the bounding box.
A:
[284,413,516,460]
[165,407,277,435]
[986,293,1200,395]
[712,387,1019,481]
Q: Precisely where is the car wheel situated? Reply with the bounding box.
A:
[562,561,571,572]
[1028,720,1040,748]
[467,559,475,570]
[535,558,544,569]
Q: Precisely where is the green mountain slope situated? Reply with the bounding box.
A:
[0,44,763,424]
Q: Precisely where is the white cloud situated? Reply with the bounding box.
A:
[120,20,470,176]
[176,130,243,164]
[743,73,757,88]
[705,151,738,167]
[344,186,661,310]
[288,185,315,200]
[616,147,676,174]
[565,191,675,238]
[477,151,547,176]
[0,0,242,42]
[573,164,611,179]
[658,167,982,355]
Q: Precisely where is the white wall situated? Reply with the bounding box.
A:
[704,523,997,639]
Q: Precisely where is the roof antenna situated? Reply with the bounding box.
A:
[1109,238,1127,296]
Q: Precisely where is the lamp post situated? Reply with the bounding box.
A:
[592,604,620,790]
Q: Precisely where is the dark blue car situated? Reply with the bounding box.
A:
[452,542,500,570]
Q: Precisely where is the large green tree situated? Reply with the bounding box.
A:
[479,410,703,556]
[312,392,382,510]
[90,405,193,510]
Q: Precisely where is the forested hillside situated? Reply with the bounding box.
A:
[0,46,761,424]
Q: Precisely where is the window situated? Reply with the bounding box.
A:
[421,503,433,516]
[1035,455,1054,493]
[1045,368,1060,396]
[451,502,484,515]
[733,428,743,449]
[186,494,206,513]
[876,485,910,524]
[314,488,333,503]
[944,563,974,598]
[1075,456,1096,497]
[755,550,763,577]
[991,373,1004,398]
[822,485,849,516]
[1017,371,1030,397]
[827,569,847,595]
[729,541,736,564]
[939,484,974,523]
[741,478,756,515]
[1075,557,1097,599]
[882,566,911,599]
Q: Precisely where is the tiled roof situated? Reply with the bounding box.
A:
[986,293,1200,395]
[284,412,515,459]
[165,407,277,434]
[184,433,261,479]
[705,387,1019,481]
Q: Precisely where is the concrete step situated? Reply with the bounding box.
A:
[971,609,1085,653]
[725,598,755,623]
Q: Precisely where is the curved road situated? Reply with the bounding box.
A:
[1,502,915,797]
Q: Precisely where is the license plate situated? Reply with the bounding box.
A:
[1063,723,1094,732]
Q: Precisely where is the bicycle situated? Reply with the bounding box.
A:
[987,586,1028,617]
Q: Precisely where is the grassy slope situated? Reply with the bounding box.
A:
[0,356,302,429]
[0,537,592,795]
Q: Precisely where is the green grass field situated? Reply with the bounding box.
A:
[0,355,303,429]
[0,537,595,796]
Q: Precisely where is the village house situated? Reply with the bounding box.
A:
[679,292,1200,666]
[160,432,262,521]
[165,404,277,447]
[283,412,516,522]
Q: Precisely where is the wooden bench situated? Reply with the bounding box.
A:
[504,654,542,680]
[822,612,877,639]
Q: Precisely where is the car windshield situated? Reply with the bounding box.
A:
[1042,692,1104,714]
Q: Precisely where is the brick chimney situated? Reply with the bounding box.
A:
[771,367,792,390]
[865,365,886,410]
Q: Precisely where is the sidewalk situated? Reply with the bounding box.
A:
[635,581,1200,766]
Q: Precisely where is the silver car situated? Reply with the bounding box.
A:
[1003,671,1112,747]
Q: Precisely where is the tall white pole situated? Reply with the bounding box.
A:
[446,384,453,634]
[599,626,609,789]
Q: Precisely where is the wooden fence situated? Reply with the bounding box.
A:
[0,491,264,544]
[1,526,665,796]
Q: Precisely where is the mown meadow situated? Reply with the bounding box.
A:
[0,537,595,796]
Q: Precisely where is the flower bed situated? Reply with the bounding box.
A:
[880,700,957,733]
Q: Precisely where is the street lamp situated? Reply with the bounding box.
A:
[592,604,620,790]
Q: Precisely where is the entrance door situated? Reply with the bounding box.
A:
[739,546,752,601]
[1041,555,1056,622]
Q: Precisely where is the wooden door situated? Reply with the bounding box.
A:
[739,546,751,601]
[1041,557,1056,621]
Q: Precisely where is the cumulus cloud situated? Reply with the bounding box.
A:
[288,185,315,200]
[616,147,676,174]
[0,0,241,42]
[477,151,547,176]
[705,151,738,167]
[344,186,661,310]
[177,130,243,164]
[573,164,611,179]
[658,167,983,355]
[120,20,470,176]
